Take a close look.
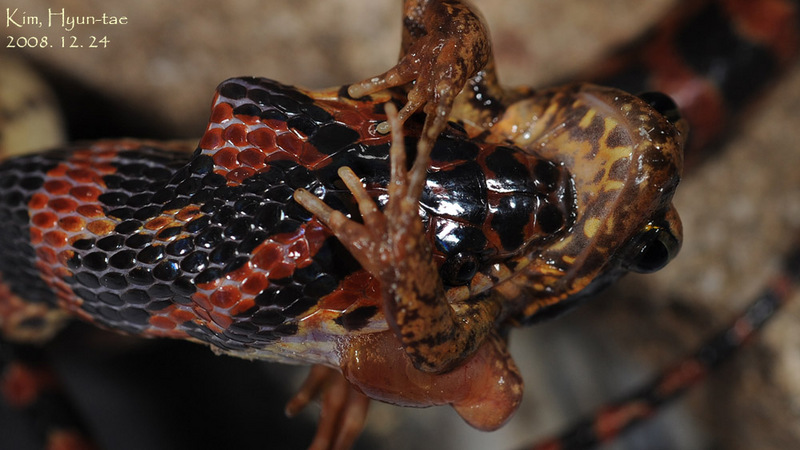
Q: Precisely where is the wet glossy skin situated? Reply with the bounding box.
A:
[291,0,686,444]
[487,84,684,321]
[0,1,686,449]
[290,84,684,441]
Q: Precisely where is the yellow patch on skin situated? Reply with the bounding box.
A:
[607,146,632,164]
[579,109,597,128]
[490,263,512,281]
[470,272,495,293]
[603,116,619,130]
[603,180,625,191]
[583,217,601,238]
[546,235,573,251]
[446,285,471,302]
[512,257,530,271]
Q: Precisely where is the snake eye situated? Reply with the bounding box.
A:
[440,252,479,286]
[638,91,681,125]
[628,225,681,274]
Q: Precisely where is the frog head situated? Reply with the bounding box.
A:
[492,84,686,322]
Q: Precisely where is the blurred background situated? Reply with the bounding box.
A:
[2,1,800,449]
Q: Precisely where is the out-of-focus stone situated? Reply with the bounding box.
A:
[0,55,65,155]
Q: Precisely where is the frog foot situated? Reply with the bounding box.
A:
[285,365,370,450]
[293,103,435,290]
[294,104,499,373]
[347,0,492,142]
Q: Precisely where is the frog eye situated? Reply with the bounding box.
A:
[440,252,479,286]
[628,225,681,274]
[638,91,681,125]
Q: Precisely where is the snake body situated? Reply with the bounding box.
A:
[0,0,798,449]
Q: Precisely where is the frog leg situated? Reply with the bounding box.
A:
[348,0,499,141]
[285,365,370,450]
[294,104,501,373]
[286,329,524,437]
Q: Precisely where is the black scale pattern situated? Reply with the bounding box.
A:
[62,148,195,334]
[0,77,573,349]
[219,78,569,268]
[217,78,573,288]
[0,152,65,305]
[66,145,358,347]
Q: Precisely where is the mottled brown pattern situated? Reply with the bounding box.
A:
[290,2,684,445]
[20,2,792,450]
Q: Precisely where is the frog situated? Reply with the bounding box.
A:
[0,1,685,449]
[287,0,685,447]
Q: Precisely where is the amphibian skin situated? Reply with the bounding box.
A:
[0,1,686,448]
